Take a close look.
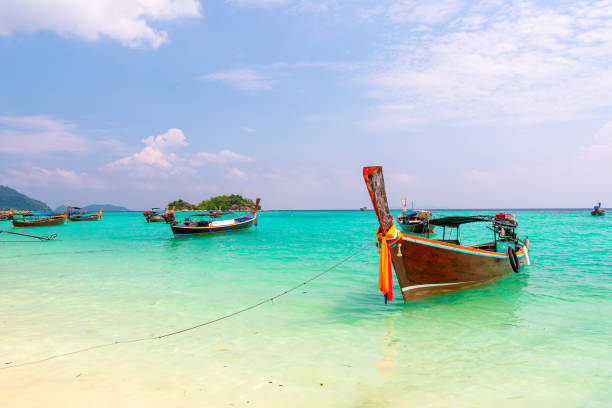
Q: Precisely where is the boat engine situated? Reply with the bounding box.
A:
[493,213,518,253]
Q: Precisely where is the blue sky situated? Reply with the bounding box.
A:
[1,0,611,209]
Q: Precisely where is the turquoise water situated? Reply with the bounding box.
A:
[1,211,611,407]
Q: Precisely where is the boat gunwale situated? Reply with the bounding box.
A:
[401,233,526,258]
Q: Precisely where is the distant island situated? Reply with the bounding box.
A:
[54,204,130,212]
[168,195,259,211]
[0,185,51,211]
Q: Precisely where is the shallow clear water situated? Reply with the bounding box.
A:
[1,210,611,407]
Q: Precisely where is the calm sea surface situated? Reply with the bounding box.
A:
[1,210,611,407]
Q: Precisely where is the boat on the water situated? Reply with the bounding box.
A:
[144,207,161,218]
[146,207,175,223]
[171,199,260,236]
[0,209,13,221]
[12,207,70,228]
[363,166,530,302]
[68,206,104,221]
[591,202,606,216]
[396,210,436,235]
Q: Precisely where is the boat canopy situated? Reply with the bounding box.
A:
[428,216,489,228]
[401,210,419,216]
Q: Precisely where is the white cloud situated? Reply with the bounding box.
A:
[0,115,88,153]
[363,1,612,128]
[1,166,105,189]
[387,0,464,24]
[229,167,248,179]
[200,68,273,91]
[0,0,201,49]
[107,128,252,178]
[194,149,252,164]
[108,128,186,170]
[242,127,257,133]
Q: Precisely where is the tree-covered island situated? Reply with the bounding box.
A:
[168,194,259,211]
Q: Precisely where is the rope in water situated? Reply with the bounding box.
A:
[0,230,57,241]
[1,240,373,371]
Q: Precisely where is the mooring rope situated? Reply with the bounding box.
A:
[1,240,373,371]
[0,230,57,241]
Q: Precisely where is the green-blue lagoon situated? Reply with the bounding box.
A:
[1,210,611,407]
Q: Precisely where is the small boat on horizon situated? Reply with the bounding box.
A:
[170,199,260,236]
[591,202,606,216]
[68,206,104,221]
[12,207,70,228]
[363,166,530,302]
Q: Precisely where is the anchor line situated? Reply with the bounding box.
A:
[1,240,373,370]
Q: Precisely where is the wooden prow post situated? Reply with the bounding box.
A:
[363,166,412,300]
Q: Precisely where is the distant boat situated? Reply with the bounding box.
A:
[68,206,104,221]
[360,206,367,211]
[146,207,175,223]
[12,207,70,228]
[171,199,260,236]
[396,210,436,236]
[363,166,530,302]
[0,208,13,221]
[591,202,606,216]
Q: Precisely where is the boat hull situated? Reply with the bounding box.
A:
[12,216,67,228]
[69,214,101,221]
[591,210,605,216]
[397,221,436,236]
[171,217,255,236]
[395,235,528,301]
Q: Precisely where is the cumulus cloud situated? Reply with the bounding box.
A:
[0,0,201,49]
[200,68,273,91]
[229,167,248,179]
[107,128,252,178]
[363,1,612,128]
[0,115,88,153]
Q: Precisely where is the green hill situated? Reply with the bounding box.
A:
[0,185,51,211]
[168,195,259,211]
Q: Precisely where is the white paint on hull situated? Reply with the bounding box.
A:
[402,281,477,292]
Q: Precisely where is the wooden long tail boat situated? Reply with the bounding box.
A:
[146,207,175,223]
[68,206,104,221]
[143,207,162,218]
[171,199,260,236]
[12,207,70,228]
[363,166,530,302]
[396,210,436,236]
[0,208,13,221]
